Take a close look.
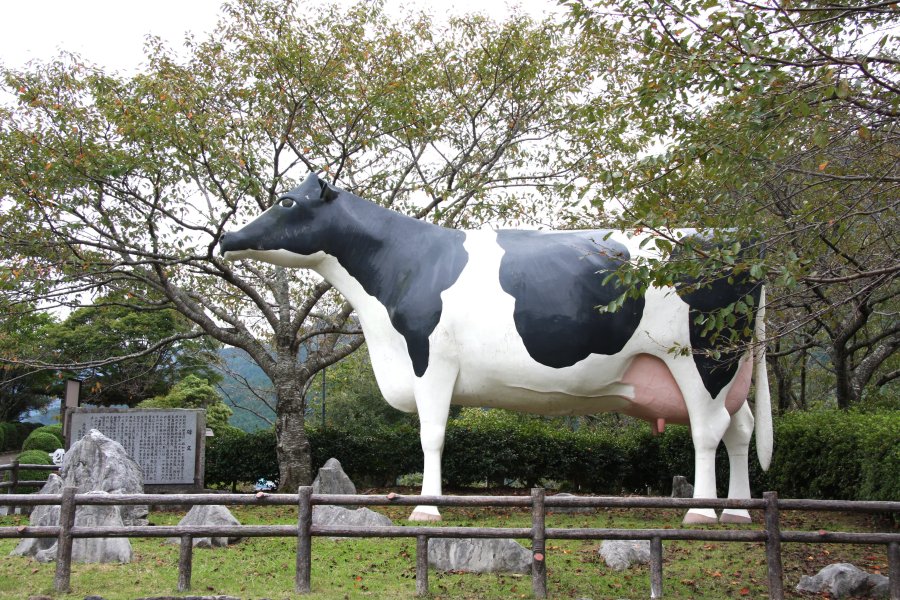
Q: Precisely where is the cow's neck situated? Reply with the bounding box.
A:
[313,193,464,305]
[311,194,468,378]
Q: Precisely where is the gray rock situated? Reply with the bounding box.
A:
[795,562,887,598]
[312,504,392,534]
[548,493,594,514]
[311,457,356,495]
[166,505,242,548]
[59,429,147,525]
[67,492,132,563]
[671,475,694,498]
[10,430,147,563]
[428,538,531,573]
[869,573,890,598]
[13,490,132,563]
[11,474,63,559]
[599,540,651,571]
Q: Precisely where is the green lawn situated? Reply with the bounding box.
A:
[0,499,892,599]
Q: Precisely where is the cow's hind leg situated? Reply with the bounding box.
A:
[720,402,754,524]
[409,360,457,522]
[683,403,731,525]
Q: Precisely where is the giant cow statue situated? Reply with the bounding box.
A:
[220,172,772,524]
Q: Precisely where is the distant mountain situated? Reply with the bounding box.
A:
[23,398,61,424]
[216,347,276,432]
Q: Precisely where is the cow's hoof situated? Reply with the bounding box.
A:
[409,509,442,522]
[719,510,752,524]
[682,509,718,524]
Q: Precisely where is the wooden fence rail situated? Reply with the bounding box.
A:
[0,461,60,492]
[0,487,897,599]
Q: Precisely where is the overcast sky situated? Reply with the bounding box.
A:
[1,0,560,73]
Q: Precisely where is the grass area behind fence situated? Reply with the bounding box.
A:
[0,498,893,599]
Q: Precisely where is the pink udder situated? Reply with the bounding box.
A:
[620,354,751,425]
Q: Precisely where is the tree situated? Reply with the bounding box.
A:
[0,0,602,489]
[565,0,899,408]
[40,292,221,406]
[0,305,56,421]
[139,374,233,433]
[314,344,418,432]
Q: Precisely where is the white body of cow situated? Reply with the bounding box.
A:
[251,230,770,524]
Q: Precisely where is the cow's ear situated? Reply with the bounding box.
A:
[320,180,338,202]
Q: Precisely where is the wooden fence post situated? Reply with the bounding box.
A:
[531,487,547,599]
[416,535,429,597]
[54,486,77,592]
[764,491,784,600]
[9,460,19,495]
[888,542,899,600]
[650,536,663,599]
[296,486,312,594]
[178,534,193,592]
[7,460,19,514]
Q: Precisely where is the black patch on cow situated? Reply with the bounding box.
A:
[327,206,468,378]
[221,174,468,378]
[673,235,763,399]
[497,230,645,368]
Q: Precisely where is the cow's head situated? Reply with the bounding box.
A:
[219,172,340,267]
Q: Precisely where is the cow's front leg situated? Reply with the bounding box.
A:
[409,360,457,522]
[720,402,754,524]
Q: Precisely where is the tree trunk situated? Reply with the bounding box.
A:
[769,342,795,413]
[833,343,855,409]
[273,363,313,492]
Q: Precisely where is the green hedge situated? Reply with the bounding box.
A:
[29,424,64,446]
[766,410,900,502]
[0,422,41,451]
[204,410,898,501]
[205,426,278,491]
[14,449,54,485]
[22,431,64,453]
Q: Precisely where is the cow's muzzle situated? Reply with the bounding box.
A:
[219,232,240,256]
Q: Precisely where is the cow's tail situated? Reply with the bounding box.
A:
[753,285,773,471]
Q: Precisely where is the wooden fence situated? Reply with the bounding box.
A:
[0,482,898,599]
[0,461,60,512]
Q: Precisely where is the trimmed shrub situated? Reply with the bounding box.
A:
[29,424,65,446]
[202,410,898,501]
[205,426,278,491]
[17,422,41,444]
[767,409,899,502]
[14,449,54,485]
[22,431,64,453]
[0,422,27,450]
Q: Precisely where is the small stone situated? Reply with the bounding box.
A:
[599,540,651,571]
[795,563,880,598]
[869,573,889,598]
[428,538,531,573]
[311,457,356,495]
[548,492,594,514]
[312,504,392,537]
[166,505,242,548]
[671,475,694,498]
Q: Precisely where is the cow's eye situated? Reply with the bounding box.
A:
[279,198,294,208]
